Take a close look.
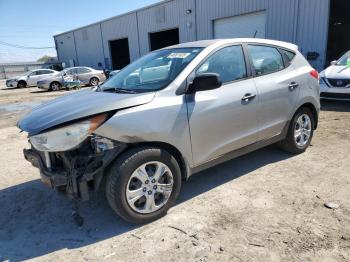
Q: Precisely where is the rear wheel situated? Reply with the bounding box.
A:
[105,147,182,223]
[89,77,99,86]
[50,82,62,91]
[279,107,314,154]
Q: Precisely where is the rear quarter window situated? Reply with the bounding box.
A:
[248,45,285,76]
[280,49,296,65]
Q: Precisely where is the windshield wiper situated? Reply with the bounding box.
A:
[102,87,137,94]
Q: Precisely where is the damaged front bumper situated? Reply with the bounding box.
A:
[23,136,126,201]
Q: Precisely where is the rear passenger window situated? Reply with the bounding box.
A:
[280,49,296,65]
[248,45,284,76]
[197,45,247,84]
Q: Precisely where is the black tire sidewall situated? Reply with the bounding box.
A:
[90,77,99,86]
[106,147,182,223]
[50,82,61,91]
[17,81,26,88]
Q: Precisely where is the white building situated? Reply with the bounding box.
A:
[54,0,348,71]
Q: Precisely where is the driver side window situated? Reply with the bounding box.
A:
[197,45,247,84]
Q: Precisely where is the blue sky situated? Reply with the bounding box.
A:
[0,0,160,63]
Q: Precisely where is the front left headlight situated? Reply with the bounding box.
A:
[29,114,107,152]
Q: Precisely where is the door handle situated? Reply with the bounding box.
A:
[241,93,256,102]
[289,82,299,91]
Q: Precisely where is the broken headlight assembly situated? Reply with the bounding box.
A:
[29,114,107,152]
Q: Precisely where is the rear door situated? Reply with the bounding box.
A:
[247,44,300,140]
[37,70,56,81]
[187,45,259,165]
[76,67,92,84]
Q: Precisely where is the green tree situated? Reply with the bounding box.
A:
[37,55,55,63]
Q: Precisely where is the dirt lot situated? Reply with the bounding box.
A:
[0,82,349,262]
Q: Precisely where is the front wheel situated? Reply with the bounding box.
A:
[17,80,27,88]
[279,107,314,154]
[105,147,182,223]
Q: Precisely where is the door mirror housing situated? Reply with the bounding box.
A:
[187,73,222,93]
[330,60,337,65]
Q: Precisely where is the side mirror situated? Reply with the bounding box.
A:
[187,73,222,93]
[331,60,337,65]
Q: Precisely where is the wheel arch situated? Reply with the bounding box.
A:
[17,80,27,87]
[124,141,190,181]
[295,102,319,129]
[90,76,100,82]
[50,81,62,90]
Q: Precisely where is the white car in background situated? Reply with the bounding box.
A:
[320,51,350,100]
[5,69,58,88]
[37,67,106,91]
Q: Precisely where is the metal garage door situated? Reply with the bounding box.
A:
[214,11,266,39]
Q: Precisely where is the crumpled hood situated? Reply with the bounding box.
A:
[321,65,350,78]
[18,89,155,136]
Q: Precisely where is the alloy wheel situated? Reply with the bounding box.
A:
[294,114,312,147]
[90,78,99,86]
[51,83,61,91]
[126,161,174,214]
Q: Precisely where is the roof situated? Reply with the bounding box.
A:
[53,0,171,37]
[165,38,299,50]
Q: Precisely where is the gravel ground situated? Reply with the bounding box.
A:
[0,84,349,262]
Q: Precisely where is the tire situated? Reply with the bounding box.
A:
[50,82,62,91]
[89,77,99,86]
[279,107,314,154]
[17,80,27,88]
[105,147,182,224]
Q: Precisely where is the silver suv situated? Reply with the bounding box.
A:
[18,39,320,224]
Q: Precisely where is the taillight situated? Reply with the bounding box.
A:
[310,69,319,80]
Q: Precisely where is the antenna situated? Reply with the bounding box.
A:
[253,30,258,38]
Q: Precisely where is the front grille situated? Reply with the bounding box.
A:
[327,78,350,88]
[321,92,350,99]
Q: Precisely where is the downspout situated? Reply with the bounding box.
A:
[293,0,300,45]
[72,31,79,66]
[99,23,107,68]
[194,0,198,40]
[136,11,141,58]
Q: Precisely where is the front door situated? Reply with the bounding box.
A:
[27,71,41,86]
[187,45,259,166]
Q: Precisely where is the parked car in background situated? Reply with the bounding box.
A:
[18,39,319,224]
[5,69,58,88]
[45,63,63,71]
[37,66,106,91]
[108,70,120,78]
[320,51,350,100]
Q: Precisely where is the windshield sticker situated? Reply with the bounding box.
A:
[167,53,190,59]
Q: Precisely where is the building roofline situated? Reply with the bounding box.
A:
[53,0,172,38]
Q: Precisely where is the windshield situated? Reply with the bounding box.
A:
[101,48,203,93]
[336,51,350,65]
